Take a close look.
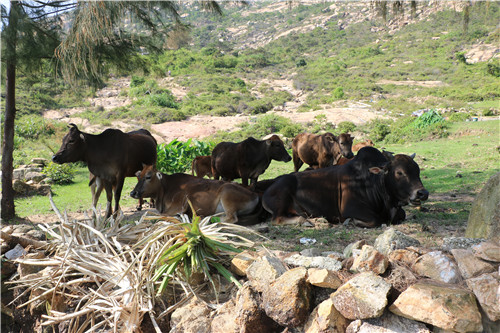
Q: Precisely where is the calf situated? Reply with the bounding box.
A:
[192,156,213,178]
[211,135,291,187]
[352,139,375,152]
[131,165,260,223]
[292,132,354,172]
[262,146,428,227]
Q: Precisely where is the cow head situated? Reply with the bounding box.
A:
[384,153,429,206]
[130,164,161,199]
[52,123,86,164]
[338,133,354,159]
[265,135,292,162]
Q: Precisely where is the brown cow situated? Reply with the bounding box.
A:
[52,124,157,218]
[262,146,428,227]
[292,132,354,172]
[192,156,213,178]
[130,165,259,223]
[352,139,374,152]
[211,135,292,187]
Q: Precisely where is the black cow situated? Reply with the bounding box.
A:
[262,146,429,227]
[52,124,157,218]
[211,135,292,187]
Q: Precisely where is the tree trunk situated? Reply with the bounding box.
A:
[1,1,19,221]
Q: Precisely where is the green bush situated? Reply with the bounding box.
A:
[336,121,356,134]
[157,139,214,174]
[411,110,444,129]
[130,75,146,87]
[331,87,345,100]
[486,62,500,77]
[15,116,56,139]
[42,162,76,184]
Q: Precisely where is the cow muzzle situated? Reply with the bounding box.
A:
[52,154,62,164]
[410,188,429,205]
[130,190,141,199]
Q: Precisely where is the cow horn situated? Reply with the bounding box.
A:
[68,123,78,129]
[409,153,416,159]
[382,150,394,161]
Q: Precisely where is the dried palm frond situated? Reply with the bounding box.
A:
[10,200,263,332]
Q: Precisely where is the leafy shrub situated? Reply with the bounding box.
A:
[486,62,500,77]
[447,112,472,122]
[336,121,356,134]
[411,110,444,129]
[142,92,179,108]
[42,162,76,184]
[331,87,345,100]
[296,59,307,67]
[455,52,467,64]
[157,139,214,174]
[130,75,146,87]
[15,116,56,139]
[366,119,392,142]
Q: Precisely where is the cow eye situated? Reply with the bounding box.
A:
[396,170,404,177]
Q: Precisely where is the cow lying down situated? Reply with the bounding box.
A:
[130,165,260,223]
[262,146,429,228]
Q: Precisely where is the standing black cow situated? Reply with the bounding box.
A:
[262,146,429,227]
[52,124,157,218]
[211,135,292,187]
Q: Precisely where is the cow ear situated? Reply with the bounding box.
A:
[265,139,271,146]
[409,153,416,159]
[382,150,394,161]
[369,167,387,175]
[156,172,162,180]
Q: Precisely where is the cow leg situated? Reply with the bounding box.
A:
[136,198,143,211]
[103,181,114,219]
[350,218,378,228]
[220,186,259,224]
[113,177,125,218]
[293,151,303,172]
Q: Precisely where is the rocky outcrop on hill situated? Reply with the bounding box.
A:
[12,158,52,197]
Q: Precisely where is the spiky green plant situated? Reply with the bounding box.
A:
[137,207,257,297]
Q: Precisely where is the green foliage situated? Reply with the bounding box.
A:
[130,75,146,87]
[411,110,444,129]
[336,121,356,134]
[455,52,467,64]
[331,87,345,100]
[42,162,76,184]
[156,139,214,174]
[296,59,307,67]
[15,115,57,139]
[365,119,392,142]
[486,62,500,77]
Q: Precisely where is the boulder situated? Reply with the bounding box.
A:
[262,267,311,328]
[451,249,495,279]
[284,254,342,271]
[234,284,278,333]
[472,241,500,262]
[346,311,431,333]
[442,237,484,251]
[344,240,367,258]
[331,272,391,320]
[412,251,461,283]
[169,298,213,333]
[31,158,49,166]
[246,255,287,293]
[389,280,483,332]
[350,245,389,275]
[387,249,419,266]
[24,171,45,183]
[231,250,257,276]
[304,298,349,333]
[466,272,500,322]
[307,268,343,289]
[465,172,500,240]
[374,228,420,255]
[211,300,238,333]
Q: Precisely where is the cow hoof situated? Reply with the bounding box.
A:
[136,206,142,211]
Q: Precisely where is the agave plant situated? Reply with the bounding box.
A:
[137,207,257,297]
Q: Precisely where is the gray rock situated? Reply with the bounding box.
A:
[246,255,287,293]
[412,251,461,284]
[472,241,500,262]
[262,267,311,328]
[300,248,323,257]
[31,158,49,166]
[451,248,495,279]
[235,283,278,333]
[442,237,485,250]
[346,311,431,333]
[304,297,349,333]
[4,244,27,260]
[344,240,367,258]
[466,172,500,240]
[350,245,389,275]
[374,228,420,255]
[331,272,391,320]
[284,254,342,271]
[211,299,238,333]
[24,171,45,183]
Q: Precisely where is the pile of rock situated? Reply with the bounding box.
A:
[12,158,51,196]
[171,228,499,333]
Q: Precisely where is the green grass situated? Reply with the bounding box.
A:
[14,167,140,218]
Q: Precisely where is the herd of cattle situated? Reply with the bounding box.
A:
[52,124,429,228]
